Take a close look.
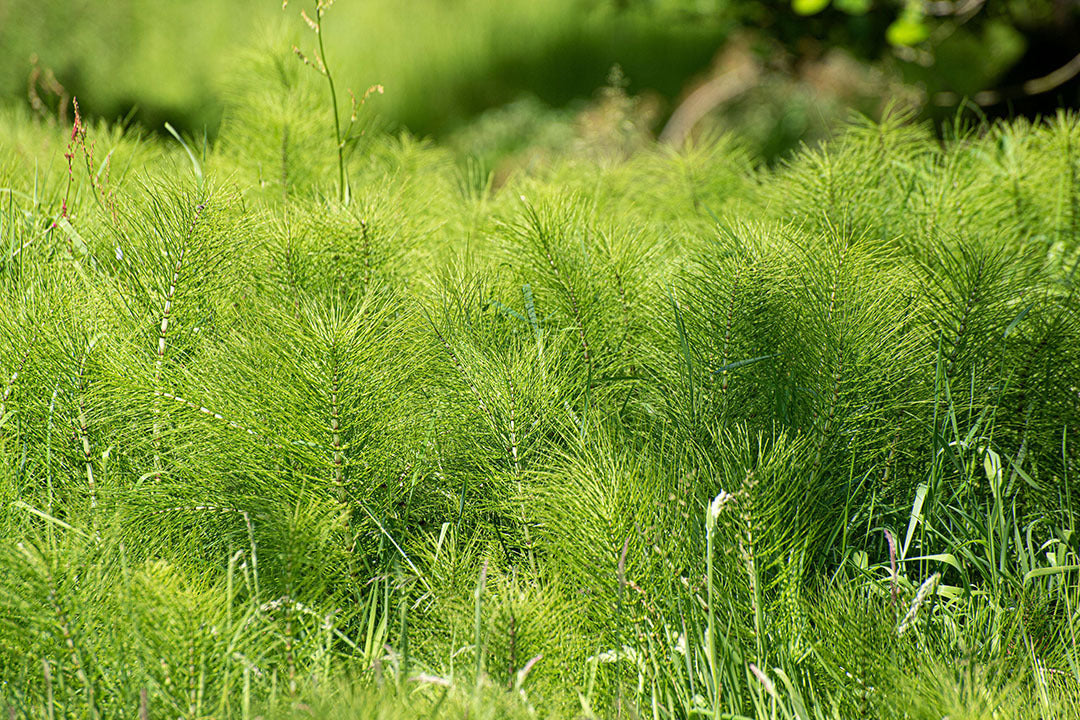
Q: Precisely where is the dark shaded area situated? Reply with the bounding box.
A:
[982,20,1080,121]
[67,13,734,143]
[45,67,225,140]
[7,0,1080,156]
[393,18,731,138]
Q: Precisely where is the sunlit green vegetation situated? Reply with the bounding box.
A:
[1,12,1079,718]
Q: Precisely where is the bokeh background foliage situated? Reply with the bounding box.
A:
[5,0,1079,163]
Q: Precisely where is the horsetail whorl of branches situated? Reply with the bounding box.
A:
[0,78,1076,720]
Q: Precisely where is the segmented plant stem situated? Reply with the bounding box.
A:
[152,201,205,478]
[740,470,764,663]
[43,567,91,710]
[813,350,844,474]
[505,369,538,575]
[506,610,518,689]
[42,658,55,720]
[285,598,297,697]
[330,362,345,503]
[154,391,258,437]
[430,320,498,431]
[811,245,849,474]
[313,3,346,203]
[506,369,520,476]
[720,265,742,405]
[359,219,372,287]
[881,402,904,488]
[77,400,94,508]
[538,233,591,372]
[611,260,631,354]
[946,256,985,375]
[153,247,185,479]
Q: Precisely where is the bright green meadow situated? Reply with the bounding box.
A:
[1,20,1080,720]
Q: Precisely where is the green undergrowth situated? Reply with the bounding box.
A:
[0,58,1079,720]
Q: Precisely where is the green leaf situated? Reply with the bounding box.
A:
[713,354,777,375]
[902,483,928,559]
[11,501,91,538]
[983,447,1001,495]
[887,15,930,46]
[1004,301,1035,337]
[164,121,205,189]
[57,216,89,256]
[773,667,811,720]
[792,0,830,16]
[901,553,962,572]
[1024,565,1080,584]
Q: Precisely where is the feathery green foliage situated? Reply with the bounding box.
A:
[1,40,1078,719]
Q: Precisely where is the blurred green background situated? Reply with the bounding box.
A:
[3,0,1079,162]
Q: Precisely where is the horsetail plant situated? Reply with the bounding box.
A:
[0,86,1077,719]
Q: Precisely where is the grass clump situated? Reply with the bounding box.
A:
[0,40,1078,720]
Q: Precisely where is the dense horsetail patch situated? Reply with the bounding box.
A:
[0,95,1078,718]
